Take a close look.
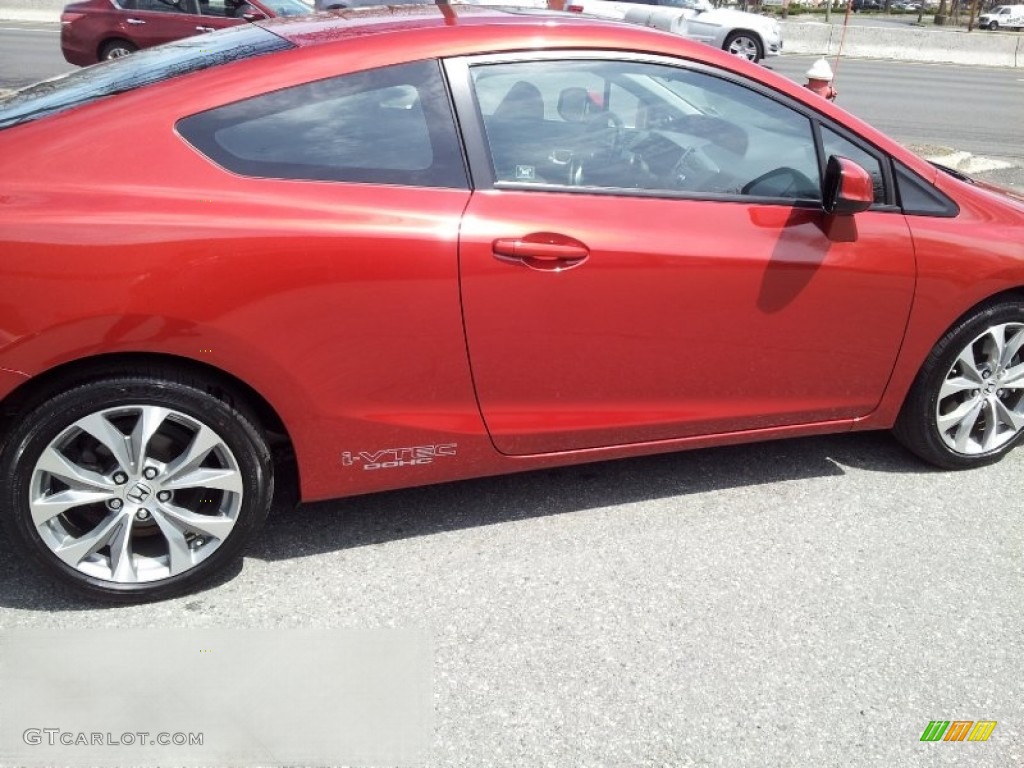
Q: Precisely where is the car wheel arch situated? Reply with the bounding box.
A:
[0,352,296,482]
[894,286,1024,402]
[893,289,1024,467]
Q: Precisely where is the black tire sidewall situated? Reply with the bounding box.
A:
[0,378,272,601]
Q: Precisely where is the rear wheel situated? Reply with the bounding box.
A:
[100,40,137,60]
[724,31,764,63]
[894,302,1024,469]
[0,377,273,601]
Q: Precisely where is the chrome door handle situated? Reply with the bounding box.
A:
[196,25,215,32]
[125,17,146,24]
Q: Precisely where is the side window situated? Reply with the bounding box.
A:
[178,60,467,188]
[136,0,194,13]
[470,59,820,201]
[198,0,234,16]
[820,125,885,204]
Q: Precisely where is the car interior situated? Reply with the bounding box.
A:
[474,61,827,200]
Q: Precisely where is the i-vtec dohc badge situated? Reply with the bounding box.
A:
[342,443,457,471]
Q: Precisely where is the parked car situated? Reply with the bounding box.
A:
[315,0,426,7]
[566,0,781,61]
[2,7,1023,600]
[60,0,312,65]
[851,0,882,10]
[978,4,1024,29]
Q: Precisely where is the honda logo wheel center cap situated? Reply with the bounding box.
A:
[126,482,153,504]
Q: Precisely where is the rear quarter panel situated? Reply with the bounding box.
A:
[0,43,492,502]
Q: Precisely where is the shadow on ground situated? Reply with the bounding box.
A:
[0,430,936,611]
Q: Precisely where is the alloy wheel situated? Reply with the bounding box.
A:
[727,36,761,62]
[934,322,1024,455]
[29,405,244,584]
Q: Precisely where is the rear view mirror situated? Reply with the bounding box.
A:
[822,155,873,215]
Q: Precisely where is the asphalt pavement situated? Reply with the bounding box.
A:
[1,434,1022,766]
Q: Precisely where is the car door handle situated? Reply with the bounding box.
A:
[492,236,589,270]
[196,25,215,32]
[125,17,146,24]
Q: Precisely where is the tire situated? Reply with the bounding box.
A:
[100,40,137,60]
[0,376,273,602]
[988,20,999,29]
[724,31,764,63]
[894,302,1024,469]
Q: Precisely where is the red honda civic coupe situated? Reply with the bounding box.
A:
[1,8,1022,601]
[60,0,311,65]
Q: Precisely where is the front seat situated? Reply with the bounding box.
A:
[486,81,551,182]
[492,80,545,121]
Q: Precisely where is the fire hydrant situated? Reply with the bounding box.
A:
[804,58,837,101]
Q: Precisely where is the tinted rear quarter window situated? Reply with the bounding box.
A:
[177,60,468,188]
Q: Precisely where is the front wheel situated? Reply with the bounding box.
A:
[0,377,273,601]
[724,31,764,63]
[987,20,999,29]
[894,302,1024,469]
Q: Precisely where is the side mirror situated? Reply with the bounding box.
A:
[239,4,267,20]
[822,155,873,215]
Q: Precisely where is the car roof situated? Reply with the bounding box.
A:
[260,4,653,48]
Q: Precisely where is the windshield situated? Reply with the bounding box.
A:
[0,24,292,131]
[258,0,312,15]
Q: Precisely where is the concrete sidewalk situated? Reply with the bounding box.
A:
[2,0,1022,66]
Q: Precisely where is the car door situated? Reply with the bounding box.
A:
[117,0,206,49]
[448,54,916,456]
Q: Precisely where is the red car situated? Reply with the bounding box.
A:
[60,0,311,65]
[1,8,1022,601]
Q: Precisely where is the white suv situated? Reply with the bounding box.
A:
[567,0,782,62]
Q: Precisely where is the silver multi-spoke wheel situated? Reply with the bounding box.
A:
[726,34,761,62]
[935,323,1024,455]
[30,405,243,584]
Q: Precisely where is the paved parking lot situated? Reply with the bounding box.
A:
[2,431,1021,766]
